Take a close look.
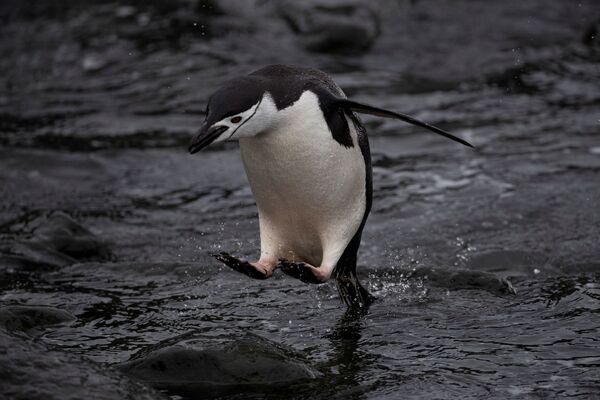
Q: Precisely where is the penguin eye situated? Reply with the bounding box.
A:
[230,116,242,124]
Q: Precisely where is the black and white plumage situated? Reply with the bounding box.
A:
[189,64,472,309]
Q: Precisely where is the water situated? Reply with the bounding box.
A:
[1,1,599,398]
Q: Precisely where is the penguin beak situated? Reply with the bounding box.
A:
[188,124,228,154]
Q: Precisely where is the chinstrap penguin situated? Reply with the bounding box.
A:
[189,64,472,309]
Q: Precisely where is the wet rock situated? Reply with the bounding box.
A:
[0,254,56,290]
[10,241,76,269]
[3,213,111,274]
[279,1,379,54]
[31,213,111,260]
[466,250,550,278]
[409,267,517,295]
[119,333,322,397]
[0,331,164,400]
[0,253,61,273]
[0,305,75,333]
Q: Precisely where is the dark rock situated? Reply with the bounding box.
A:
[409,267,517,295]
[0,254,55,291]
[0,331,164,400]
[0,305,75,333]
[0,253,61,273]
[119,333,322,397]
[10,241,76,269]
[4,213,111,272]
[32,212,111,260]
[279,1,379,54]
[466,250,550,277]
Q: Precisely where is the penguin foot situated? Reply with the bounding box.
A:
[278,259,328,284]
[212,252,270,280]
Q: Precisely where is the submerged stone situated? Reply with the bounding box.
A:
[10,241,76,269]
[0,253,61,274]
[119,333,322,397]
[0,331,163,400]
[279,1,379,54]
[0,305,75,333]
[32,212,111,260]
[409,267,517,295]
[466,250,549,278]
[5,213,111,272]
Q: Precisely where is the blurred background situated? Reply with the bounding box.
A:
[1,1,599,399]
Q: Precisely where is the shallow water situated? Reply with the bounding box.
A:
[1,1,600,399]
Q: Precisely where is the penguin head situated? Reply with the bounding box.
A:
[189,78,277,153]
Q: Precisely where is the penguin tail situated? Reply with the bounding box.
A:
[334,272,376,310]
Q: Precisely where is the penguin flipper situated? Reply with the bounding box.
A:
[212,252,269,280]
[336,98,474,148]
[278,259,324,284]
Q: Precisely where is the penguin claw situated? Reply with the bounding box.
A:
[278,259,323,284]
[211,252,269,280]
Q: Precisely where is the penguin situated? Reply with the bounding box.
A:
[189,64,472,309]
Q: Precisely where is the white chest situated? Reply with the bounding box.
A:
[239,91,366,265]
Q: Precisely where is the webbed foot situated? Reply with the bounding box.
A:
[212,252,270,280]
[278,259,328,284]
